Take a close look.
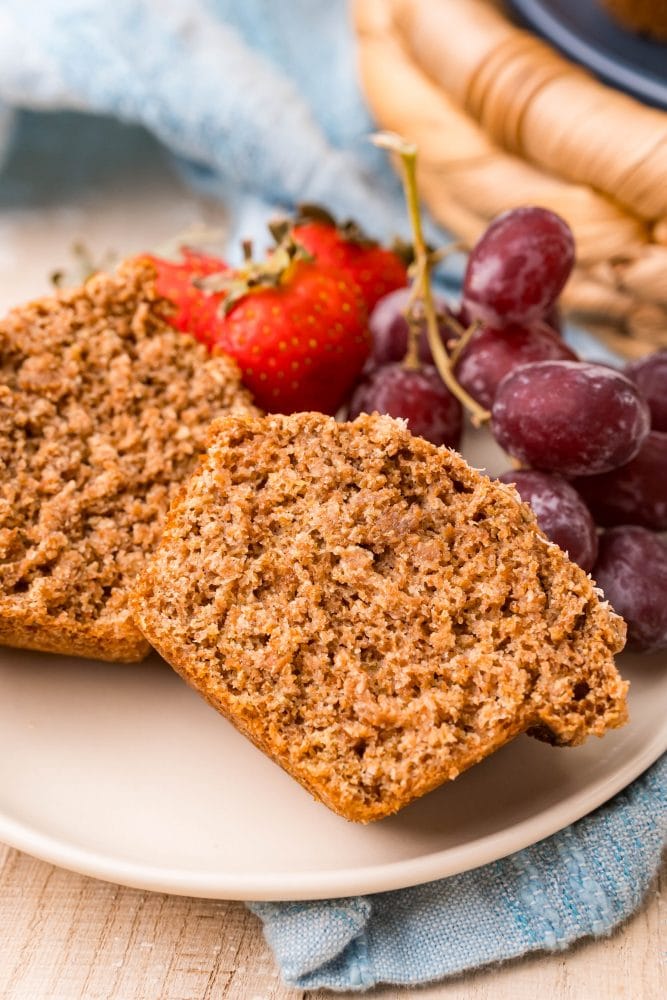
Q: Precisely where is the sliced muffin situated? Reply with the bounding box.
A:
[0,260,257,662]
[133,411,628,821]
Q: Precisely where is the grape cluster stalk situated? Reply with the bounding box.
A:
[344,135,666,653]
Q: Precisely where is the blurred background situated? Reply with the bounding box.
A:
[0,0,665,357]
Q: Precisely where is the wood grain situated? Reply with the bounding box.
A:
[0,844,663,1000]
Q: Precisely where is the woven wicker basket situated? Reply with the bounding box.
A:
[354,0,667,356]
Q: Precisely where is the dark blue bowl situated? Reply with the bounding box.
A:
[508,0,667,109]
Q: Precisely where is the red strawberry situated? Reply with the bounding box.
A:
[210,249,370,415]
[277,205,408,313]
[143,247,229,348]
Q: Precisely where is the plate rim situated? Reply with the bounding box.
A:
[508,0,667,109]
[1,720,664,901]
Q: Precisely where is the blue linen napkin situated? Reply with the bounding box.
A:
[0,0,407,252]
[250,756,667,991]
[0,1,664,992]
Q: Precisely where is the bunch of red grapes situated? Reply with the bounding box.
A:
[344,207,667,655]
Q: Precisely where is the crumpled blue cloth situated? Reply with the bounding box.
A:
[0,0,408,255]
[0,1,664,993]
[251,756,667,990]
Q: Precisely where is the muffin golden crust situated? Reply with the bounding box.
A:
[133,411,628,820]
[0,260,257,662]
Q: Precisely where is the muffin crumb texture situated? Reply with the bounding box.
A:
[134,412,628,820]
[0,260,256,662]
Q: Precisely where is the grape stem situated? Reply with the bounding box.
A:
[402,313,421,370]
[448,317,481,367]
[429,241,465,264]
[372,131,491,428]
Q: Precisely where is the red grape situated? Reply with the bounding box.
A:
[625,349,667,432]
[498,469,598,571]
[347,363,462,448]
[543,304,563,336]
[463,207,575,325]
[368,287,454,367]
[573,431,667,531]
[454,321,576,409]
[592,527,667,653]
[492,361,651,476]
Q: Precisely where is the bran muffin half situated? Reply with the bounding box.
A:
[0,260,257,662]
[133,412,628,821]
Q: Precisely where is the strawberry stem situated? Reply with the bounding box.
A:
[372,132,491,428]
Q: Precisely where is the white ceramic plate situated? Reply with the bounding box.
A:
[1,646,665,902]
[1,430,665,901]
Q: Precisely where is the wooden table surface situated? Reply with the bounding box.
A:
[0,114,664,1000]
[0,845,664,999]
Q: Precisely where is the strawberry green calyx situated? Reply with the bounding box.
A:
[271,206,409,314]
[197,237,313,315]
[268,205,377,251]
[296,203,377,248]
